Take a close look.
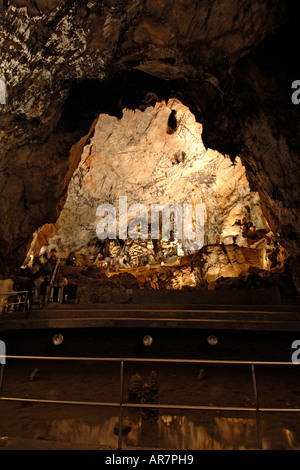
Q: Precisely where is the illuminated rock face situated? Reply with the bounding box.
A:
[39,100,272,265]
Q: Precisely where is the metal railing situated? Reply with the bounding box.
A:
[0,355,299,450]
[0,291,30,313]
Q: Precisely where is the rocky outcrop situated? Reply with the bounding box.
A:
[58,265,139,304]
[52,246,294,302]
[0,0,299,290]
[133,242,284,290]
[33,100,274,262]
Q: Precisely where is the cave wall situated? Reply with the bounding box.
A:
[36,99,272,262]
[0,0,299,284]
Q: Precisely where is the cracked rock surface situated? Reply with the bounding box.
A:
[42,99,271,259]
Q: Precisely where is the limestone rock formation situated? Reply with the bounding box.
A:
[58,265,139,304]
[33,100,273,263]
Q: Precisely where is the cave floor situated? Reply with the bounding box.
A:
[0,355,300,450]
[1,323,300,450]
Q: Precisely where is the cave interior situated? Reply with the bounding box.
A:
[1,0,300,453]
[0,0,299,306]
[15,68,297,306]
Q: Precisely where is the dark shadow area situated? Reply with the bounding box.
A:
[1,326,299,362]
[57,70,186,134]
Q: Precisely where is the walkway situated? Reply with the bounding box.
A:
[0,302,299,331]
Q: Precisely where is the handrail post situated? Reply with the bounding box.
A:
[0,363,5,397]
[118,360,124,450]
[23,291,28,312]
[251,364,262,450]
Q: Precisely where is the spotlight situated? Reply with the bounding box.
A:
[207,335,218,346]
[52,334,64,346]
[142,335,153,347]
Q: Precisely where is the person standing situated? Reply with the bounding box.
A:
[39,277,49,308]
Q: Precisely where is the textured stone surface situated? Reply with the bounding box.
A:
[57,265,139,304]
[36,100,273,263]
[53,244,293,302]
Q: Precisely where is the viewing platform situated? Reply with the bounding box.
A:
[0,303,299,333]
